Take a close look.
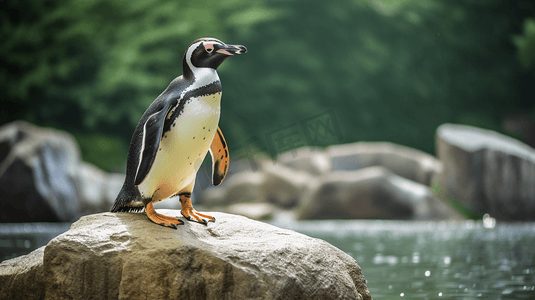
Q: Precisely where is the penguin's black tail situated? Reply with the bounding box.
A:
[111,183,144,213]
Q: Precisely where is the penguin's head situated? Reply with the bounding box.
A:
[183,38,246,77]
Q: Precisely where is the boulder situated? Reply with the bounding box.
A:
[260,163,314,208]
[0,121,127,221]
[277,147,331,175]
[436,124,535,221]
[225,202,278,221]
[0,212,372,300]
[76,162,124,215]
[327,142,442,186]
[194,155,272,202]
[298,166,462,221]
[0,246,45,300]
[0,121,81,222]
[200,171,265,206]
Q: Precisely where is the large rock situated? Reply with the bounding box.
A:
[298,166,462,220]
[194,155,273,203]
[202,162,315,211]
[260,163,314,208]
[0,121,81,222]
[277,147,332,175]
[225,202,278,221]
[0,121,124,222]
[200,171,266,207]
[0,246,45,299]
[76,162,124,215]
[436,124,535,221]
[327,142,442,186]
[0,212,372,300]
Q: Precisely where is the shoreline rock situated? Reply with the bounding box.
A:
[0,211,372,300]
[0,121,81,222]
[200,142,456,221]
[436,124,535,221]
[0,121,124,222]
[298,166,462,221]
[327,141,442,186]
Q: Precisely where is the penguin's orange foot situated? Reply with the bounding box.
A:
[179,194,215,225]
[145,202,184,229]
[181,207,216,225]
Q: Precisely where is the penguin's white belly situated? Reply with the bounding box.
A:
[138,92,221,201]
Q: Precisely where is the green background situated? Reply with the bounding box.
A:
[2,0,534,172]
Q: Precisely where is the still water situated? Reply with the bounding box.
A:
[2,220,535,299]
[276,220,535,300]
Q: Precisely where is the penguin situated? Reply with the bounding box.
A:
[111,37,246,229]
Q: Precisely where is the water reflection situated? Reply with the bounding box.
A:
[277,220,535,300]
[0,223,71,261]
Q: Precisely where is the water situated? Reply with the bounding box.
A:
[2,220,535,300]
[276,220,535,300]
[0,223,71,261]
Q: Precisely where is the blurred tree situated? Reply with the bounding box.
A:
[0,0,279,171]
[226,0,535,156]
[511,16,535,146]
[1,0,534,171]
[513,18,535,69]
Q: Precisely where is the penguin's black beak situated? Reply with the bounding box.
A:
[216,44,247,56]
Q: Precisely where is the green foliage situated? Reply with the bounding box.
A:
[1,0,279,170]
[74,133,128,171]
[1,0,534,171]
[224,0,535,155]
[513,18,535,69]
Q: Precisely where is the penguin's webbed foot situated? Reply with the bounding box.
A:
[145,202,184,229]
[183,210,216,225]
[179,193,215,225]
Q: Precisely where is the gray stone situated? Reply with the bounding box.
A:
[436,123,535,220]
[0,246,45,300]
[277,147,331,175]
[76,162,124,215]
[201,171,265,206]
[260,163,314,208]
[0,212,372,300]
[194,155,272,202]
[327,142,442,186]
[298,166,462,221]
[0,121,81,222]
[225,202,277,221]
[0,121,129,221]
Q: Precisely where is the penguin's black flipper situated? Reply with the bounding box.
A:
[134,104,173,186]
[209,126,229,186]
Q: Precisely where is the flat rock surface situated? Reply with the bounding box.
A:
[1,211,371,300]
[438,124,535,158]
